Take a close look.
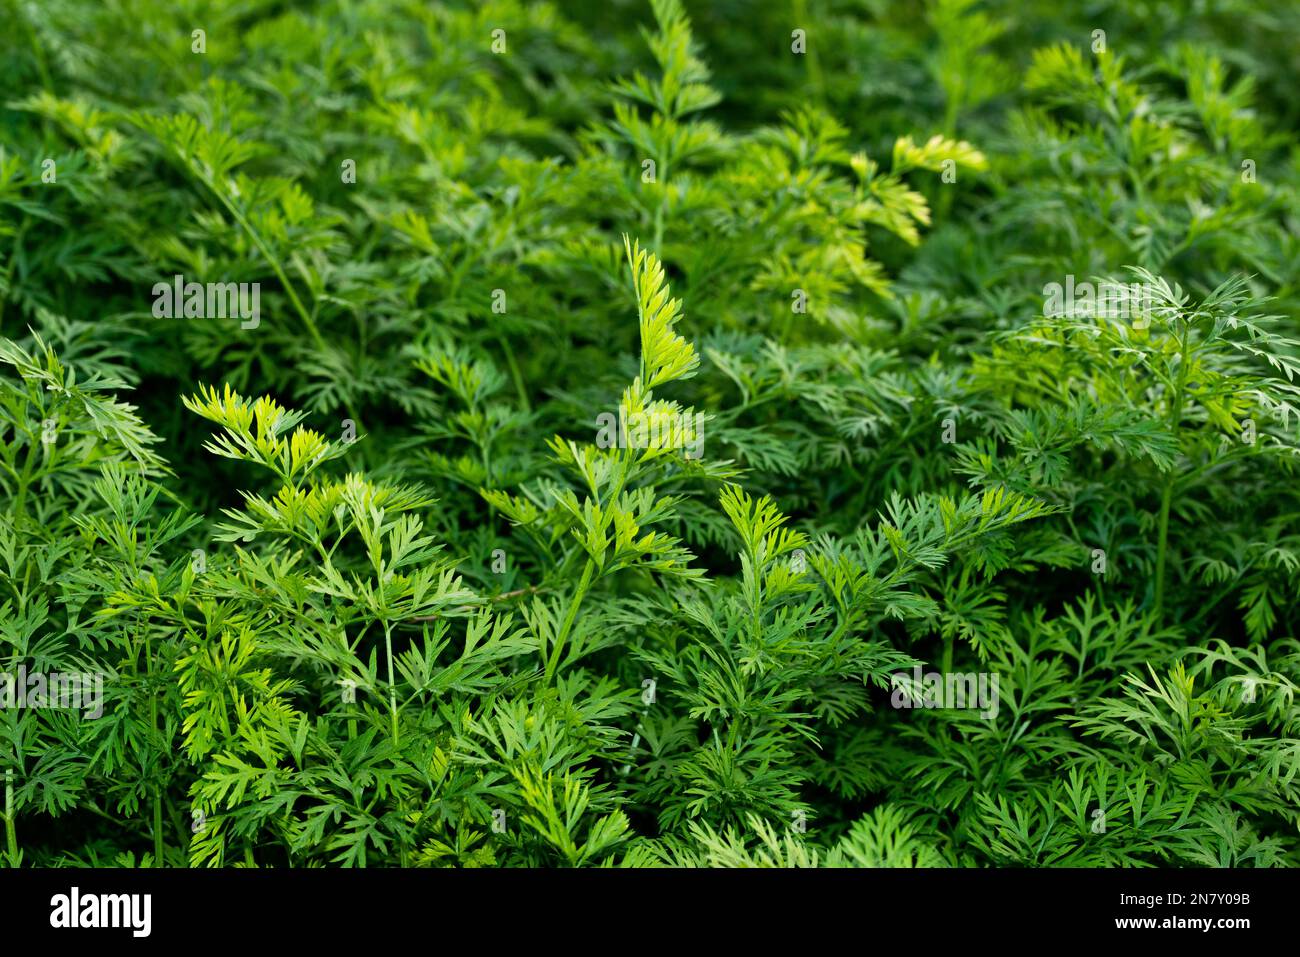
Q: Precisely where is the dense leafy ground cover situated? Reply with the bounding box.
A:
[1,0,1298,868]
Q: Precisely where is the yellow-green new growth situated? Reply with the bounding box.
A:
[624,235,700,396]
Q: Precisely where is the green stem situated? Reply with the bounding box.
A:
[1153,483,1174,617]
[494,329,530,413]
[383,620,399,744]
[651,189,666,257]
[1154,327,1191,618]
[546,560,594,684]
[4,769,16,864]
[153,793,164,866]
[203,179,327,353]
[379,619,406,869]
[793,0,824,101]
[11,425,40,520]
[144,625,166,867]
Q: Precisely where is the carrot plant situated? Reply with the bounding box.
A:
[0,0,1297,867]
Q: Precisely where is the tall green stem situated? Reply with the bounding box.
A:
[144,625,165,866]
[4,769,17,864]
[545,560,594,684]
[379,618,408,866]
[202,179,327,353]
[793,0,824,102]
[11,425,40,520]
[494,329,531,413]
[153,793,164,866]
[383,620,399,745]
[1154,326,1191,618]
[652,185,666,256]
